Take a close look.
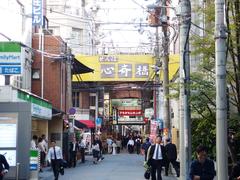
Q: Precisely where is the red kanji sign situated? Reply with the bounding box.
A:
[118,110,143,116]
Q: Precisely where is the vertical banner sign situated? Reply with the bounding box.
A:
[29,150,39,171]
[32,0,43,26]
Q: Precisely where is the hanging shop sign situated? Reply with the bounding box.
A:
[111,98,141,107]
[0,42,22,75]
[73,54,179,82]
[118,110,143,116]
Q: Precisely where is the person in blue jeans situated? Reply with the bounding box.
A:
[189,145,215,180]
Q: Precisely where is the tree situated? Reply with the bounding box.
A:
[189,0,240,163]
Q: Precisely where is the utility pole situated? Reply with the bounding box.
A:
[179,0,191,179]
[66,48,73,110]
[215,0,228,179]
[155,26,161,125]
[162,0,170,137]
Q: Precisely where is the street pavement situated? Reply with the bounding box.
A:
[39,152,178,180]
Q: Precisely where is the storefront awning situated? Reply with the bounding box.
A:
[74,120,87,129]
[52,107,64,117]
[72,58,94,75]
[77,120,95,129]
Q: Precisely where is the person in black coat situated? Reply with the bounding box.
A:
[229,161,240,180]
[0,154,9,180]
[147,135,167,180]
[165,138,180,177]
[189,145,215,180]
[69,138,79,168]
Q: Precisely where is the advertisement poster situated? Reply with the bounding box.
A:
[0,124,17,148]
[0,113,18,148]
[150,121,158,141]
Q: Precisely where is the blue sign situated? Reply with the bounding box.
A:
[0,66,21,75]
[96,117,102,126]
[32,0,43,26]
[30,164,38,171]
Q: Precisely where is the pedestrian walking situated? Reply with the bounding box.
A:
[69,138,79,168]
[48,139,63,180]
[107,137,113,154]
[127,137,134,154]
[135,136,142,155]
[0,154,9,180]
[230,161,240,180]
[142,137,151,161]
[112,140,117,155]
[38,137,47,172]
[147,135,167,180]
[95,136,104,161]
[79,138,86,163]
[41,134,48,167]
[189,145,215,180]
[116,138,121,154]
[92,140,100,164]
[164,138,179,177]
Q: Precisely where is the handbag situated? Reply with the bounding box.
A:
[59,165,64,175]
[144,169,151,179]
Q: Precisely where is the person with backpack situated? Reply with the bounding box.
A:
[0,154,9,180]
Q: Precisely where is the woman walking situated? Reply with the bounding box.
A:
[92,140,100,164]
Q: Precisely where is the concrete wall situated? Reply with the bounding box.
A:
[0,102,31,180]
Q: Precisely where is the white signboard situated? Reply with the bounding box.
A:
[32,103,52,119]
[0,150,16,166]
[0,124,17,148]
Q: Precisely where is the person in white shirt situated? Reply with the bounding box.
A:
[92,140,100,164]
[79,138,86,163]
[127,138,135,153]
[48,140,63,180]
[147,135,167,180]
[41,134,48,152]
[112,140,117,155]
[30,135,38,149]
[38,137,47,172]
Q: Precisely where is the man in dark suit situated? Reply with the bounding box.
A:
[165,138,180,177]
[69,138,79,168]
[0,154,9,180]
[147,135,167,180]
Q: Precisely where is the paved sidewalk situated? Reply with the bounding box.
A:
[39,153,178,180]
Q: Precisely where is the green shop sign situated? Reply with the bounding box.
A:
[0,42,22,75]
[18,91,52,120]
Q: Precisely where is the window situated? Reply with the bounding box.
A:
[89,95,96,107]
[71,28,83,41]
[72,92,80,107]
[32,69,40,80]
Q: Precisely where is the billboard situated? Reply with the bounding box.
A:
[0,42,22,75]
[73,54,179,82]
